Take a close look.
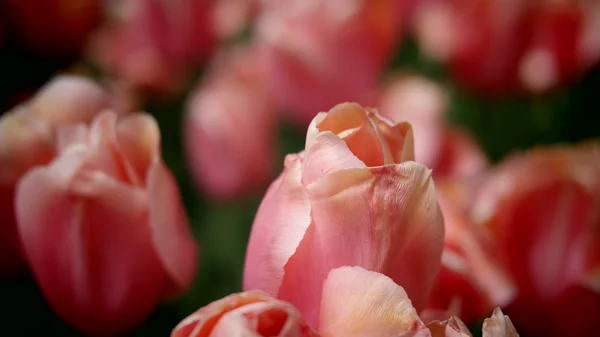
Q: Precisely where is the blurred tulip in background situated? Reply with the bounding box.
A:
[244,102,444,326]
[0,75,113,275]
[15,111,198,336]
[184,45,277,201]
[256,0,401,126]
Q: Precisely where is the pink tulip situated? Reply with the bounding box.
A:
[424,180,515,325]
[0,75,113,275]
[89,0,215,95]
[413,0,600,94]
[177,266,519,337]
[378,75,488,179]
[255,0,401,126]
[184,45,277,200]
[469,142,600,337]
[15,111,199,336]
[244,102,444,327]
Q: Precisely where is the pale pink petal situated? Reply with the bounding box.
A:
[301,132,365,186]
[147,162,198,295]
[278,162,444,327]
[482,308,519,337]
[243,154,312,296]
[116,113,161,185]
[15,151,166,336]
[319,266,429,337]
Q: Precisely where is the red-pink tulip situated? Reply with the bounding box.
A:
[0,75,113,275]
[256,0,401,126]
[6,0,101,59]
[413,0,600,94]
[378,76,488,179]
[469,142,600,337]
[244,102,444,327]
[89,0,215,95]
[424,180,515,325]
[15,111,199,336]
[178,266,518,337]
[184,46,276,200]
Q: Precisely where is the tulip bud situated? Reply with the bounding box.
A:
[184,46,277,200]
[0,75,112,275]
[15,111,198,336]
[244,102,444,327]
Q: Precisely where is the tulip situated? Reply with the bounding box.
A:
[378,75,487,179]
[89,0,215,95]
[184,45,277,200]
[255,0,401,126]
[15,111,199,336]
[6,0,101,59]
[424,180,515,325]
[244,102,444,327]
[0,75,112,275]
[176,266,519,337]
[412,0,600,94]
[469,142,600,337]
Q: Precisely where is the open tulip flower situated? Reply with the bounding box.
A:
[467,142,600,337]
[15,111,199,336]
[175,266,518,337]
[0,75,113,275]
[244,102,445,327]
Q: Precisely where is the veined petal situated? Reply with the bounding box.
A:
[278,162,444,326]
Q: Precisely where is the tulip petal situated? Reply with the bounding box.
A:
[116,113,161,186]
[301,132,365,186]
[426,317,472,337]
[244,154,312,296]
[482,309,519,337]
[278,162,444,326]
[16,150,166,335]
[147,162,199,295]
[319,266,428,337]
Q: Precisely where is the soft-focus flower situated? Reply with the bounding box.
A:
[15,111,199,336]
[178,266,518,337]
[0,75,112,275]
[6,0,101,59]
[424,180,515,325]
[469,142,600,337]
[184,45,276,200]
[413,0,600,94]
[89,0,215,95]
[378,75,488,179]
[244,102,444,327]
[256,0,401,126]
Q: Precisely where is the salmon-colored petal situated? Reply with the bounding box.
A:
[301,132,365,186]
[481,308,519,337]
[147,162,198,295]
[27,74,111,126]
[319,266,428,337]
[278,162,444,327]
[15,150,166,336]
[116,112,161,185]
[244,154,312,296]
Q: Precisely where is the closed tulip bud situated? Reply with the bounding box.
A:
[15,111,199,336]
[0,75,112,274]
[244,102,444,327]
